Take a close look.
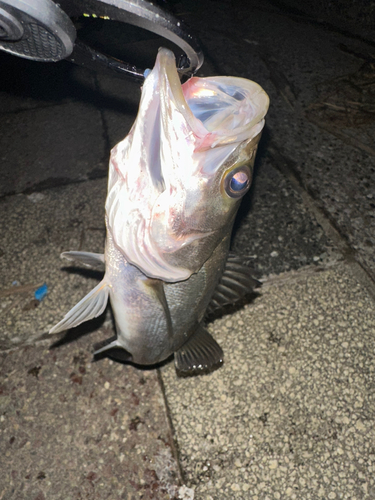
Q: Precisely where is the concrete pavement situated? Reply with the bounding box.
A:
[162,262,375,499]
[1,0,375,498]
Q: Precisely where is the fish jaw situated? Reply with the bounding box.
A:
[106,47,269,282]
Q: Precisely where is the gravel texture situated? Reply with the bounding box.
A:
[161,263,375,499]
[1,1,375,498]
[0,329,181,500]
[0,180,107,350]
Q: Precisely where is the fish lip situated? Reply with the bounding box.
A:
[154,47,210,153]
[153,47,269,152]
[156,47,196,124]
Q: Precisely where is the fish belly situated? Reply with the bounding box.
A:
[105,233,173,365]
[106,232,230,365]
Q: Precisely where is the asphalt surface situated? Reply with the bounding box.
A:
[1,0,375,499]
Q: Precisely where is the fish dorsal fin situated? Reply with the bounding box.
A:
[174,324,223,376]
[61,251,105,270]
[206,253,261,315]
[49,279,109,334]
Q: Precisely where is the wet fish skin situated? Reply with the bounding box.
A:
[105,48,269,282]
[94,229,231,366]
[50,48,269,374]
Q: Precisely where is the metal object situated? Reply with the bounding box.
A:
[0,0,76,61]
[0,0,203,80]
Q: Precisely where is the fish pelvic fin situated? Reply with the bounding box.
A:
[93,336,132,363]
[61,251,105,270]
[206,252,261,315]
[49,279,110,334]
[174,324,223,376]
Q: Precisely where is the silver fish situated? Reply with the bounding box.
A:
[50,48,269,375]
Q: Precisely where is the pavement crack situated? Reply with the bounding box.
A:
[157,369,185,486]
[267,141,375,291]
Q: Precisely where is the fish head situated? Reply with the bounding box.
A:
[106,48,269,281]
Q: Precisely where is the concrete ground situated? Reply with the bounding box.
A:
[1,0,375,498]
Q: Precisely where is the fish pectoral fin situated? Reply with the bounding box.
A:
[61,251,105,270]
[93,337,132,363]
[49,280,110,334]
[206,252,261,314]
[174,324,223,376]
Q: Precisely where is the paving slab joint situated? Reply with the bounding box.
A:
[267,142,375,297]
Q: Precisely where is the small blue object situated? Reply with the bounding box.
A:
[144,68,151,78]
[35,283,48,301]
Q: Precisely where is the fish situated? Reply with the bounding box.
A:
[49,47,269,375]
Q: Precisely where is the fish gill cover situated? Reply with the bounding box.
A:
[106,47,269,282]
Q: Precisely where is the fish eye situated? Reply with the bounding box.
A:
[223,166,251,198]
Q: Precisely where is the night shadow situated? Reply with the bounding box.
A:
[231,126,272,244]
[0,48,139,116]
[205,290,261,324]
[0,18,183,115]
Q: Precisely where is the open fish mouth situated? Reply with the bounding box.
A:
[105,48,269,282]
